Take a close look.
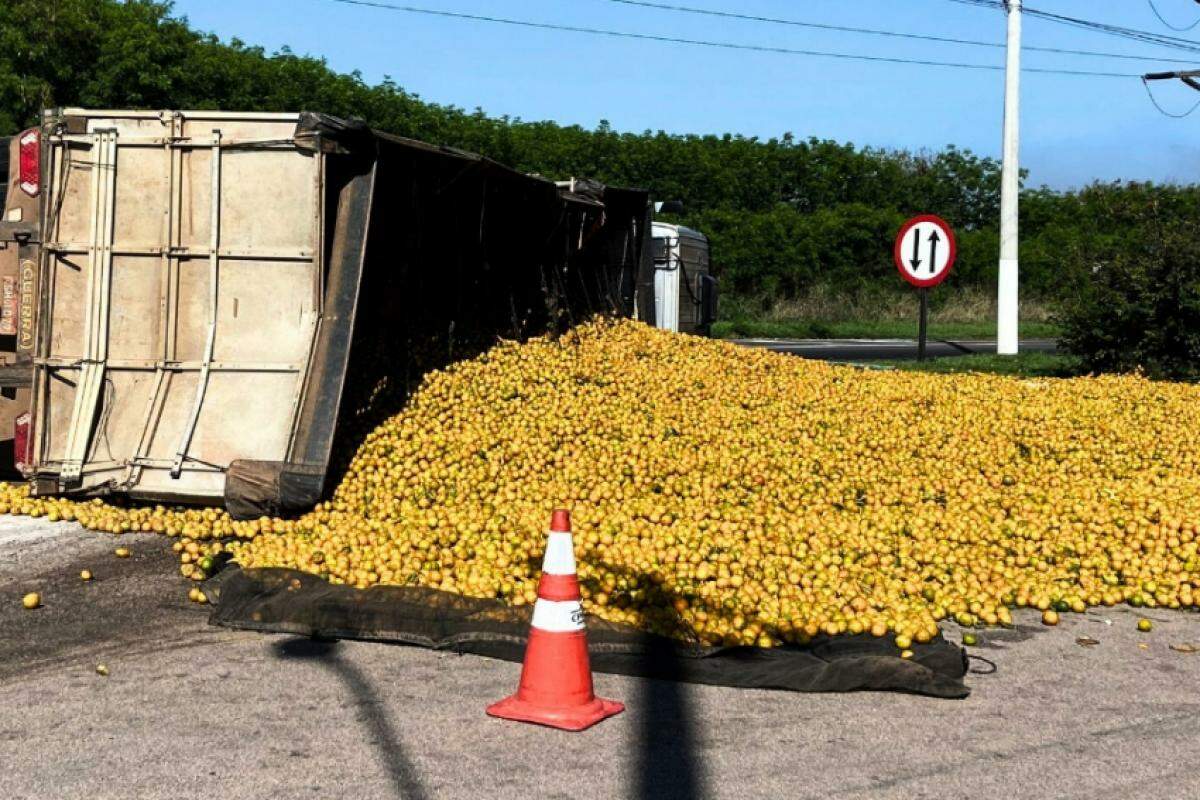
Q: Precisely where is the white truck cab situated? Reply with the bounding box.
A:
[650,222,716,335]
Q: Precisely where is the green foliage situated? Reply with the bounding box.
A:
[1,0,1198,359]
[881,352,1084,378]
[686,203,907,301]
[1060,190,1200,381]
[712,318,1062,342]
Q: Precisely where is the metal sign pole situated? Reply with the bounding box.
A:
[918,288,929,362]
[895,215,955,364]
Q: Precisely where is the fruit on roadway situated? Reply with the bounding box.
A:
[0,318,1198,648]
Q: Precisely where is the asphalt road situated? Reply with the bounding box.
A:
[734,338,1059,361]
[3,517,1200,800]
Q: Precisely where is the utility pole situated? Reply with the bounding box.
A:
[1144,69,1200,92]
[997,0,1022,356]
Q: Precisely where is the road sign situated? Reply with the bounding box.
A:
[894,215,956,289]
[894,215,957,362]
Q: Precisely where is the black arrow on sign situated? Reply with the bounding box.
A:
[909,228,922,271]
[927,230,941,275]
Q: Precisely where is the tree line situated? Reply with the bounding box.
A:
[2,0,1197,310]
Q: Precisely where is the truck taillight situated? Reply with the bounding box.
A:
[18,129,39,197]
[14,411,30,474]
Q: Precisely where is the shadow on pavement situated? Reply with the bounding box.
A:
[635,630,705,800]
[273,637,430,800]
[596,563,706,800]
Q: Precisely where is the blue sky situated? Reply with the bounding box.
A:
[170,0,1200,188]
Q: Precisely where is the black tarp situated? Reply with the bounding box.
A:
[210,567,970,698]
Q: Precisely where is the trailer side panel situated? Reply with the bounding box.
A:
[31,110,321,502]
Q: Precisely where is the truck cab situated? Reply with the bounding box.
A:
[650,222,716,336]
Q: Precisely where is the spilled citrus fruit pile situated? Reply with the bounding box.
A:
[5,318,1200,648]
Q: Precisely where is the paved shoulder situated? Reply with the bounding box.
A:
[0,519,223,682]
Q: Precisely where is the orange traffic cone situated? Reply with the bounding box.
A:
[487,509,625,731]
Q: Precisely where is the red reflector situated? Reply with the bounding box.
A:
[14,411,31,474]
[18,129,39,197]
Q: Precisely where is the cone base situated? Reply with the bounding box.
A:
[486,693,624,732]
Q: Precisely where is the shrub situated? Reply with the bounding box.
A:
[1060,209,1200,380]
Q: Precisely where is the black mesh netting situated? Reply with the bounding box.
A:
[209,567,970,698]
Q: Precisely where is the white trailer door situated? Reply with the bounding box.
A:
[31,110,322,502]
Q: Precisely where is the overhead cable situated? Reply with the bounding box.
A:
[948,0,1200,54]
[1147,0,1200,33]
[602,0,1198,64]
[324,0,1136,78]
[1142,76,1200,116]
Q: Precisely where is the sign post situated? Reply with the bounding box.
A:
[918,288,929,362]
[894,215,956,362]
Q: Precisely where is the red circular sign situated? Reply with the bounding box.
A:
[894,215,956,288]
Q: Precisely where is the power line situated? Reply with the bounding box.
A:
[1040,5,1200,54]
[1148,0,1200,33]
[950,0,1200,53]
[323,0,1136,78]
[1026,7,1200,51]
[951,0,1200,117]
[601,0,1198,64]
[1142,76,1200,116]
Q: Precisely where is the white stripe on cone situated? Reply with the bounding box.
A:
[542,531,576,575]
[531,598,586,633]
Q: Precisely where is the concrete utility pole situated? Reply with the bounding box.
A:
[1144,69,1200,92]
[997,0,1022,356]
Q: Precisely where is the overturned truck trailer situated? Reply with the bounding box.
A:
[21,109,652,517]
